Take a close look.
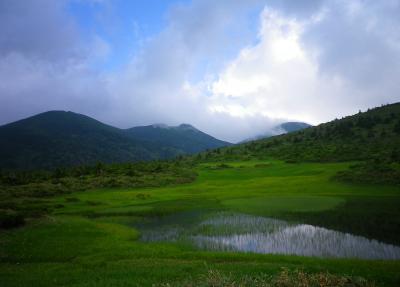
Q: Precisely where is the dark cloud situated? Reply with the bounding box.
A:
[0,0,110,125]
[0,0,81,61]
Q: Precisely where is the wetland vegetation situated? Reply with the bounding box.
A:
[1,160,400,286]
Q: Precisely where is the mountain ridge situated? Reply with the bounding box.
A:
[0,111,230,170]
[126,122,230,154]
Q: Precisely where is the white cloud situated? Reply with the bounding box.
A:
[203,1,400,136]
[206,8,320,125]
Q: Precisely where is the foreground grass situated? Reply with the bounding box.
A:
[1,161,400,286]
[156,268,377,287]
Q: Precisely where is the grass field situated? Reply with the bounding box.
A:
[1,160,400,286]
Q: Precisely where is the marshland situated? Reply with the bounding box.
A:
[2,159,400,286]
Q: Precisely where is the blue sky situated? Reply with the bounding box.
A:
[0,0,399,142]
[67,0,186,70]
[66,0,262,74]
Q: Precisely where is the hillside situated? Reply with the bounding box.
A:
[0,111,230,170]
[201,103,400,183]
[126,123,230,154]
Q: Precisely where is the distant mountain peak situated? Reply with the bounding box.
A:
[241,121,312,143]
[279,122,312,133]
[149,123,198,131]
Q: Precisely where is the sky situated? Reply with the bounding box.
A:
[0,0,399,142]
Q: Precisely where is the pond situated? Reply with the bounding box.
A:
[138,212,400,260]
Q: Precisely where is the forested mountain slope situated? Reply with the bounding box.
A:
[125,123,230,154]
[0,111,229,169]
[201,103,400,183]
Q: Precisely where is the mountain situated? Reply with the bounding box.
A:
[202,103,400,164]
[241,121,312,142]
[126,123,230,154]
[0,111,230,170]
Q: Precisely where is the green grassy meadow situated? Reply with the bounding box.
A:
[1,160,400,286]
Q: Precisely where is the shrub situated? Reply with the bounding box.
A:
[136,193,151,200]
[65,197,80,202]
[0,209,25,229]
[216,163,232,169]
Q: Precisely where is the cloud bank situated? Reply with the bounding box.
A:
[0,0,399,142]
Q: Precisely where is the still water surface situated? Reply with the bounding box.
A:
[140,212,400,260]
